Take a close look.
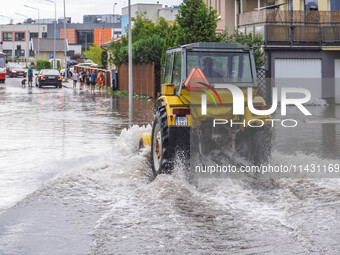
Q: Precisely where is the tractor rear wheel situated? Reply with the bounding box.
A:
[151,106,172,176]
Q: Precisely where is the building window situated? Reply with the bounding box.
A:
[29,50,35,57]
[77,30,94,49]
[15,49,24,57]
[305,0,318,10]
[3,50,12,56]
[330,0,340,10]
[288,0,293,10]
[15,32,25,41]
[67,50,75,57]
[29,33,38,40]
[3,32,13,41]
[42,32,47,38]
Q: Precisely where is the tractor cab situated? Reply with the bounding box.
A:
[163,42,257,97]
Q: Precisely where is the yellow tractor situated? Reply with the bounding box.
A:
[140,42,272,177]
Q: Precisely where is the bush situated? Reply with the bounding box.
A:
[35,60,51,70]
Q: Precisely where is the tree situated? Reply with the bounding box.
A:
[222,30,266,69]
[175,0,218,45]
[101,50,108,69]
[83,44,103,65]
[108,15,170,67]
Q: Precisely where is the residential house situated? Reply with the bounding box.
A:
[30,38,71,64]
[205,0,340,102]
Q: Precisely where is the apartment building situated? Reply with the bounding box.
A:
[47,14,121,52]
[121,3,179,35]
[205,0,340,101]
[0,14,121,61]
[0,23,48,59]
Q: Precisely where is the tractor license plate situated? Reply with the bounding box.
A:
[175,116,187,126]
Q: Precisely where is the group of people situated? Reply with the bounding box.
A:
[72,69,105,92]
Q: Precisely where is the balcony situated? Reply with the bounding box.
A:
[238,10,340,46]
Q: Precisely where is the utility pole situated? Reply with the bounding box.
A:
[113,2,117,38]
[128,0,133,124]
[15,13,29,67]
[46,0,56,69]
[24,5,40,63]
[63,0,67,80]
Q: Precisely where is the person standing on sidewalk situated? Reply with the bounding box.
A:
[90,70,97,93]
[73,71,79,89]
[79,69,86,90]
[97,71,104,91]
[85,71,91,90]
[27,65,33,87]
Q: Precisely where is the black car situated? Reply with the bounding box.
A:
[35,69,62,88]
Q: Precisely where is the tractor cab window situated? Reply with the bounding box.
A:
[187,51,253,86]
[163,53,174,84]
[172,51,182,90]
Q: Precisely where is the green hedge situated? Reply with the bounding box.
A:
[35,60,51,70]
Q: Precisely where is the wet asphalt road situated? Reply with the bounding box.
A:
[0,75,340,254]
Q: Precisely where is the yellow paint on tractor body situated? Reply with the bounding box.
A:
[157,85,271,129]
[141,132,152,147]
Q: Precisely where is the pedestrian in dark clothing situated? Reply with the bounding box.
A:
[85,71,91,90]
[27,65,33,87]
[90,71,97,92]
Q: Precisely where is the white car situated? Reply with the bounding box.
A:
[60,67,74,78]
[77,63,98,67]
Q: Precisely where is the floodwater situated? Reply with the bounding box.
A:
[0,77,340,254]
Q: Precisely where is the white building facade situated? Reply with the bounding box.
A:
[0,23,47,59]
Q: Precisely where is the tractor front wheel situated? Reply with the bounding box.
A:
[151,106,172,176]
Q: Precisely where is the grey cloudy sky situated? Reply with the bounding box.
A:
[2,0,183,24]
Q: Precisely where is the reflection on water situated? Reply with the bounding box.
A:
[1,81,340,255]
[0,83,154,211]
[273,105,340,159]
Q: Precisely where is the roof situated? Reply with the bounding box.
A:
[100,36,125,47]
[31,38,69,52]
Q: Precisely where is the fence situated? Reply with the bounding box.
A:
[118,63,159,98]
[256,68,271,105]
[239,10,340,26]
[73,65,111,88]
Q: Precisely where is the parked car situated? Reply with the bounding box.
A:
[77,62,98,67]
[35,69,62,88]
[60,67,74,78]
[6,64,27,77]
[68,60,77,66]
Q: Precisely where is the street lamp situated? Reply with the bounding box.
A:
[63,0,67,80]
[128,0,133,124]
[113,2,117,20]
[46,0,56,69]
[113,2,117,38]
[0,15,14,60]
[15,13,29,67]
[24,5,40,62]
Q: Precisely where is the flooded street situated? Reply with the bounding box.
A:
[1,77,340,254]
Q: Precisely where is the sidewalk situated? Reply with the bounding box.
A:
[61,79,112,93]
